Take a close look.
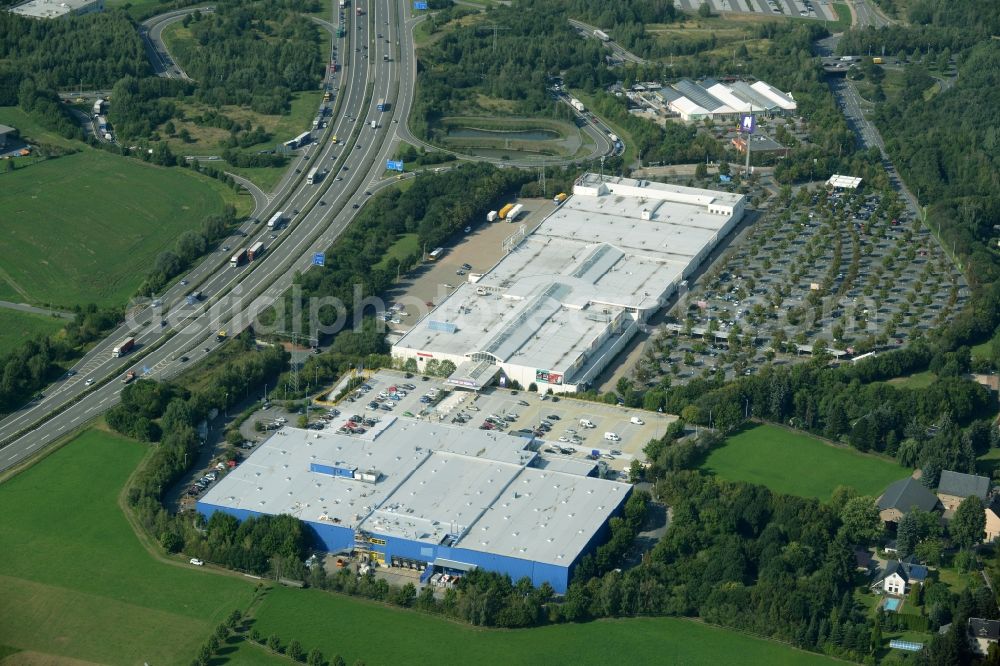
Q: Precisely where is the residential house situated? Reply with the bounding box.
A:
[870,559,928,596]
[937,470,998,542]
[877,477,941,525]
[968,618,1000,656]
[986,497,1000,543]
[936,470,990,512]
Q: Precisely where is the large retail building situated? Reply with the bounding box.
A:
[392,173,745,393]
[197,418,632,593]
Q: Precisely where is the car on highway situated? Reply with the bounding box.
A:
[335,177,342,181]
[85,378,95,386]
[179,356,189,362]
[352,203,359,209]
[270,233,278,239]
[180,279,188,286]
[365,191,371,196]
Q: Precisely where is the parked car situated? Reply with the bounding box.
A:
[189,558,204,566]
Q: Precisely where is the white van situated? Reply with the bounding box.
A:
[579,419,595,429]
[604,432,621,442]
[629,416,645,425]
[370,120,377,129]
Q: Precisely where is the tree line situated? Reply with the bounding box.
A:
[286,163,531,333]
[138,205,238,296]
[117,344,291,559]
[0,305,122,416]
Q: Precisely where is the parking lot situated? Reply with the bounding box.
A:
[670,0,837,21]
[628,185,967,387]
[382,198,557,327]
[329,369,675,470]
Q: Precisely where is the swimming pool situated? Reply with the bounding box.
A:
[884,598,902,611]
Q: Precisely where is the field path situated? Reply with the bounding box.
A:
[0,300,74,320]
[0,266,31,303]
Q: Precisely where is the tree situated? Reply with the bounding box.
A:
[950,495,985,550]
[331,655,346,666]
[698,2,712,18]
[896,512,919,557]
[839,496,882,544]
[287,639,305,662]
[307,649,324,666]
[695,162,707,179]
[267,634,281,653]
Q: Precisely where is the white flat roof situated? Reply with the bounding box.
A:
[706,83,753,113]
[750,81,798,111]
[200,427,423,528]
[457,467,630,566]
[201,420,631,568]
[360,451,523,545]
[394,174,743,375]
[669,96,710,117]
[827,174,862,189]
[10,0,97,17]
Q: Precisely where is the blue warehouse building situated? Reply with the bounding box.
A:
[197,418,632,592]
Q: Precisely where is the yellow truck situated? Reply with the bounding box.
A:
[498,203,515,219]
[872,57,883,64]
[553,192,568,204]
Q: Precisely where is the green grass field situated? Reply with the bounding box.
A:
[0,150,240,308]
[0,308,67,357]
[245,586,838,666]
[0,429,255,665]
[0,106,86,152]
[887,370,937,389]
[702,424,911,500]
[374,232,419,270]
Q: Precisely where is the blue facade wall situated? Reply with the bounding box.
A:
[368,534,571,592]
[196,482,634,594]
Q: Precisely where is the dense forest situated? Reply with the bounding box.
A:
[170,0,323,114]
[0,10,149,102]
[411,2,611,140]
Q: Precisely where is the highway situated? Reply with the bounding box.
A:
[567,18,647,65]
[140,6,215,79]
[849,0,891,27]
[0,0,410,472]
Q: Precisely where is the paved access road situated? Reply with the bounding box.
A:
[140,6,215,79]
[0,0,413,472]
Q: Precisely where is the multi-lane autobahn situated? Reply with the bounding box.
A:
[0,0,415,472]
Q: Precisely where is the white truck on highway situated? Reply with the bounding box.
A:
[570,98,585,113]
[267,211,284,229]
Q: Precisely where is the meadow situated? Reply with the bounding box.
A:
[242,585,840,666]
[0,308,67,357]
[701,423,911,500]
[0,150,240,308]
[0,427,844,666]
[0,429,255,665]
